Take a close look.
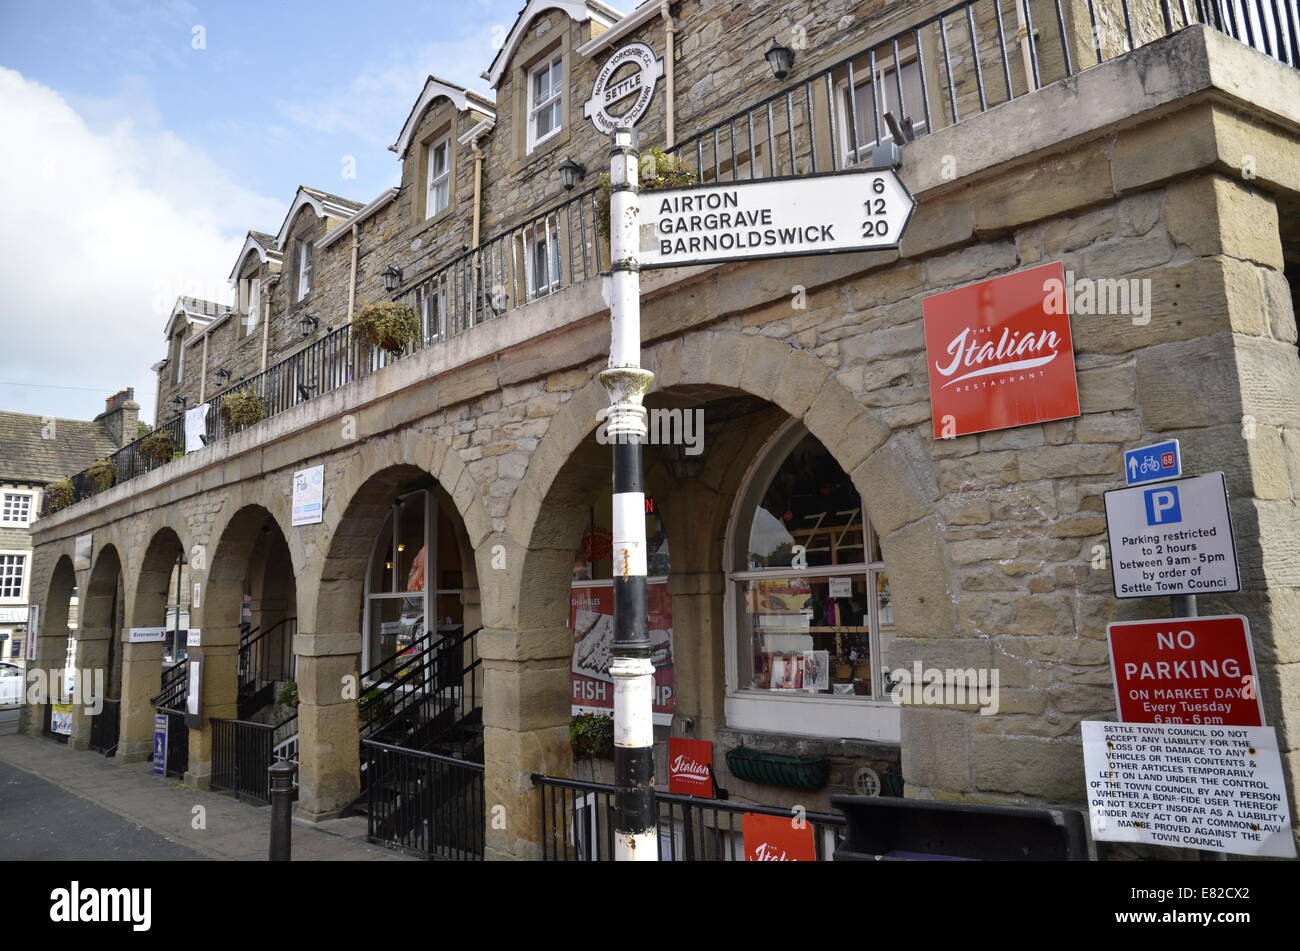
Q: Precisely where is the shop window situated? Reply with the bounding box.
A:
[724,421,896,741]
[836,43,926,164]
[527,55,563,152]
[362,487,463,673]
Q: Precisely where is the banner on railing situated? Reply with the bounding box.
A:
[571,580,675,724]
[185,403,209,453]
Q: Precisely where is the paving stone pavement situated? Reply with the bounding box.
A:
[0,732,412,861]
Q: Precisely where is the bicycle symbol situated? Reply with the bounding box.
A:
[1139,456,1159,473]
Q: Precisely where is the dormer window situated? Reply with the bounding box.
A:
[296,237,314,301]
[527,55,563,152]
[426,136,451,219]
[242,276,261,335]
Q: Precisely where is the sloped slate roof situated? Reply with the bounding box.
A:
[0,411,120,484]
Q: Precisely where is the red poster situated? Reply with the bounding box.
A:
[922,261,1080,439]
[743,813,817,861]
[1107,615,1263,727]
[668,737,714,797]
[571,581,675,723]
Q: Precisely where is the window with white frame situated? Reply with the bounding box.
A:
[724,422,896,740]
[527,55,564,152]
[1,491,34,526]
[0,553,27,601]
[525,218,562,299]
[426,136,451,219]
[243,276,260,335]
[296,237,314,301]
[837,44,926,164]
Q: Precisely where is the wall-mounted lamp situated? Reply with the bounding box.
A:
[382,266,404,293]
[213,367,231,387]
[168,395,187,413]
[765,38,796,81]
[558,158,587,191]
[298,314,319,338]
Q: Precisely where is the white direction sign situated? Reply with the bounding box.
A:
[1103,471,1239,599]
[1082,720,1295,858]
[639,168,915,269]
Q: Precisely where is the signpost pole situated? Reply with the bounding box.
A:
[599,126,658,862]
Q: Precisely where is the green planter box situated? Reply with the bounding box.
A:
[725,746,829,791]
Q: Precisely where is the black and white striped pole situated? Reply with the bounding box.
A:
[598,126,657,861]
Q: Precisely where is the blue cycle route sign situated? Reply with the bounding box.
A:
[1123,439,1181,486]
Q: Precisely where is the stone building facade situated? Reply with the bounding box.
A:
[21,0,1300,860]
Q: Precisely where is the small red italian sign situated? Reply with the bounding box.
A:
[922,261,1080,439]
[668,737,714,797]
[742,813,817,861]
[1106,615,1263,727]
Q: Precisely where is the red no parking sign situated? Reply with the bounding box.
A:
[1106,614,1264,727]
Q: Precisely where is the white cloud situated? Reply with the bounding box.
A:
[0,67,281,425]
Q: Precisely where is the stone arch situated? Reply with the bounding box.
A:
[23,553,76,738]
[74,544,125,749]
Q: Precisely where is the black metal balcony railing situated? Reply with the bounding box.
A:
[362,739,486,860]
[45,0,1297,517]
[531,774,848,861]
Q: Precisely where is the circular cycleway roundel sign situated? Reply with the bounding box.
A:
[584,41,665,133]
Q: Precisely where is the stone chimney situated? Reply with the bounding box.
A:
[96,387,140,448]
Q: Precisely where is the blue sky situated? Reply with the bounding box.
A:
[0,0,630,424]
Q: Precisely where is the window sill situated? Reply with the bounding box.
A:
[725,690,901,743]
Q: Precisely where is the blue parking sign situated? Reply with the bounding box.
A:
[1124,439,1182,486]
[1143,485,1182,525]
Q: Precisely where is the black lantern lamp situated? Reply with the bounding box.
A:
[168,395,187,414]
[765,38,796,81]
[298,314,319,338]
[213,367,231,387]
[382,265,403,293]
[558,158,587,191]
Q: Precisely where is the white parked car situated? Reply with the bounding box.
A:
[0,661,24,706]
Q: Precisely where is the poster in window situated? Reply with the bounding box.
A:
[571,581,675,725]
[743,812,817,861]
[922,261,1080,439]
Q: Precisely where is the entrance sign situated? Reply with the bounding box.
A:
[668,737,714,797]
[127,627,166,644]
[1081,720,1295,858]
[1104,472,1239,599]
[922,262,1080,439]
[152,713,168,776]
[292,465,324,526]
[743,812,817,861]
[1124,439,1182,486]
[584,42,664,134]
[638,168,915,269]
[1107,615,1263,726]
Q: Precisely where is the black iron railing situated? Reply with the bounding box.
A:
[237,617,297,718]
[669,0,1298,185]
[151,658,188,710]
[88,698,121,756]
[531,774,848,861]
[362,739,485,860]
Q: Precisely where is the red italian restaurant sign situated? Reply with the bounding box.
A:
[922,261,1080,439]
[743,813,817,861]
[668,737,714,797]
[1106,615,1264,727]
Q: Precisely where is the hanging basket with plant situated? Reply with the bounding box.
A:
[139,429,176,463]
[356,301,420,354]
[221,389,265,432]
[46,477,75,513]
[597,146,698,241]
[570,712,615,759]
[86,458,117,494]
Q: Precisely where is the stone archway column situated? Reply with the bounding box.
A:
[185,624,240,788]
[69,624,112,751]
[480,623,574,861]
[664,570,728,740]
[295,630,361,820]
[21,628,70,738]
[116,637,164,763]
